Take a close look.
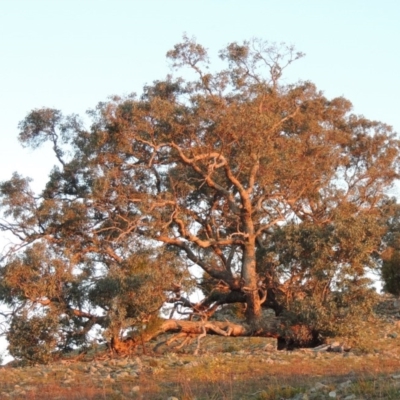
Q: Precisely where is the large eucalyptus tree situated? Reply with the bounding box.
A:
[1,36,399,360]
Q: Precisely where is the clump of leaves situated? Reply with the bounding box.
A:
[381,248,400,296]
[7,311,59,364]
[380,200,400,297]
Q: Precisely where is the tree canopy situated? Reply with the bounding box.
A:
[1,36,399,362]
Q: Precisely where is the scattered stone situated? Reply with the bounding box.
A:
[264,343,276,352]
[313,344,330,352]
[328,341,344,353]
[135,357,143,367]
[89,366,98,373]
[338,380,353,389]
[311,382,328,392]
[185,361,199,367]
[393,299,400,309]
[343,395,356,400]
[291,393,308,400]
[1,296,400,400]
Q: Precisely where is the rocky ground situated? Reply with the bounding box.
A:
[2,295,400,399]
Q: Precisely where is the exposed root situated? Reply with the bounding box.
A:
[166,332,198,349]
[109,316,321,355]
[194,326,207,356]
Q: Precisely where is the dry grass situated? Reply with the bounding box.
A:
[3,297,400,399]
[2,349,400,399]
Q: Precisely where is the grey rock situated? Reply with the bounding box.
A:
[135,357,143,366]
[185,361,199,367]
[312,382,328,391]
[393,299,400,309]
[338,379,353,389]
[313,344,330,352]
[291,393,308,400]
[326,341,346,353]
[264,343,276,352]
[89,366,98,373]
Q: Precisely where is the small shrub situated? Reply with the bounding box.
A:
[7,312,59,364]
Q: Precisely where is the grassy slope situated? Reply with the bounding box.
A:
[2,296,400,399]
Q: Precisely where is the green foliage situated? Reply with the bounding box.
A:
[7,311,59,364]
[381,202,400,296]
[0,243,189,359]
[382,249,400,296]
[91,249,189,341]
[283,285,379,341]
[258,212,384,340]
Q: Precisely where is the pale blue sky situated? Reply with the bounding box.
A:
[1,0,400,193]
[0,0,399,360]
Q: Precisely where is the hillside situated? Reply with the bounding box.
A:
[2,295,400,399]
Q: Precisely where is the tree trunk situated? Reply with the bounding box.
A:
[241,241,261,323]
